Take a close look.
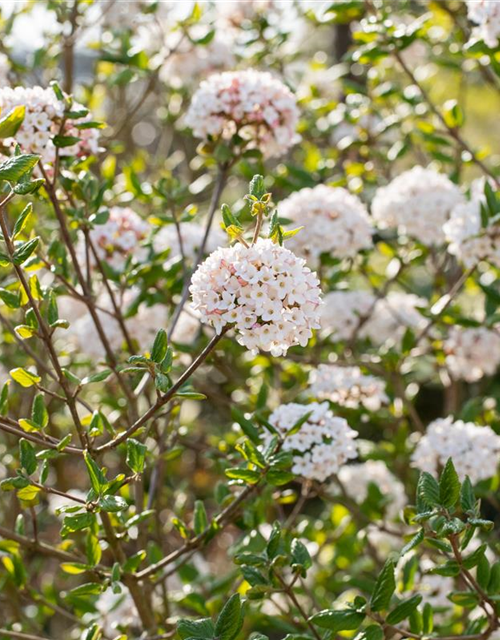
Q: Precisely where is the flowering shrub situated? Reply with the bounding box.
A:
[1,2,500,640]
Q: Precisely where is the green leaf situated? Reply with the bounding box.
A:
[214,594,242,640]
[225,467,260,484]
[221,203,242,232]
[386,595,422,624]
[0,105,26,138]
[460,476,475,513]
[0,154,39,183]
[0,287,20,309]
[12,203,32,239]
[249,175,266,199]
[291,539,312,570]
[231,407,260,444]
[370,560,396,612]
[12,237,40,265]
[488,562,500,594]
[83,451,106,495]
[355,625,384,640]
[400,529,424,557]
[178,618,215,640]
[193,500,208,535]
[10,368,41,388]
[126,438,147,474]
[439,458,460,509]
[81,370,113,385]
[85,532,102,566]
[17,484,41,502]
[416,472,440,509]
[151,328,168,363]
[310,609,365,632]
[32,393,48,429]
[19,439,37,475]
[98,495,128,512]
[266,521,281,559]
[53,134,81,148]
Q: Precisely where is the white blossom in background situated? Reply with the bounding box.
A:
[0,86,100,165]
[444,178,500,268]
[371,166,464,245]
[170,308,201,345]
[467,0,500,47]
[266,402,358,482]
[396,555,454,613]
[320,290,375,341]
[218,0,279,26]
[69,291,166,359]
[443,326,500,382]
[279,185,373,266]
[95,589,140,636]
[0,53,10,87]
[308,364,388,411]
[360,292,427,346]
[337,460,407,520]
[47,489,87,516]
[153,222,225,265]
[160,34,235,88]
[190,239,322,355]
[82,206,149,271]
[185,70,300,158]
[411,416,500,483]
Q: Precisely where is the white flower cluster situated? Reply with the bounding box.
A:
[0,53,10,87]
[267,402,358,482]
[279,185,373,266]
[190,239,322,355]
[85,207,149,271]
[185,70,300,158]
[308,364,388,411]
[68,291,166,359]
[396,556,454,613]
[372,166,464,245]
[170,308,201,345]
[360,292,427,346]
[467,0,500,47]
[0,86,100,164]
[153,222,225,265]
[160,36,235,88]
[411,416,500,483]
[444,180,500,268]
[320,290,375,341]
[443,326,500,382]
[337,460,407,520]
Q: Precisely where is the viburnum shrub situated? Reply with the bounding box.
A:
[2,1,500,640]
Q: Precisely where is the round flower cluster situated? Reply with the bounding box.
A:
[444,179,500,268]
[320,290,375,341]
[160,36,235,88]
[443,326,500,382]
[308,364,388,411]
[396,556,454,614]
[411,416,500,483]
[84,207,149,271]
[184,70,300,158]
[267,402,358,482]
[153,222,225,265]
[371,166,464,245]
[467,0,500,47]
[337,460,407,520]
[0,86,100,165]
[190,239,322,355]
[0,53,10,87]
[279,185,373,266]
[170,308,201,345]
[360,292,427,346]
[68,292,166,359]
